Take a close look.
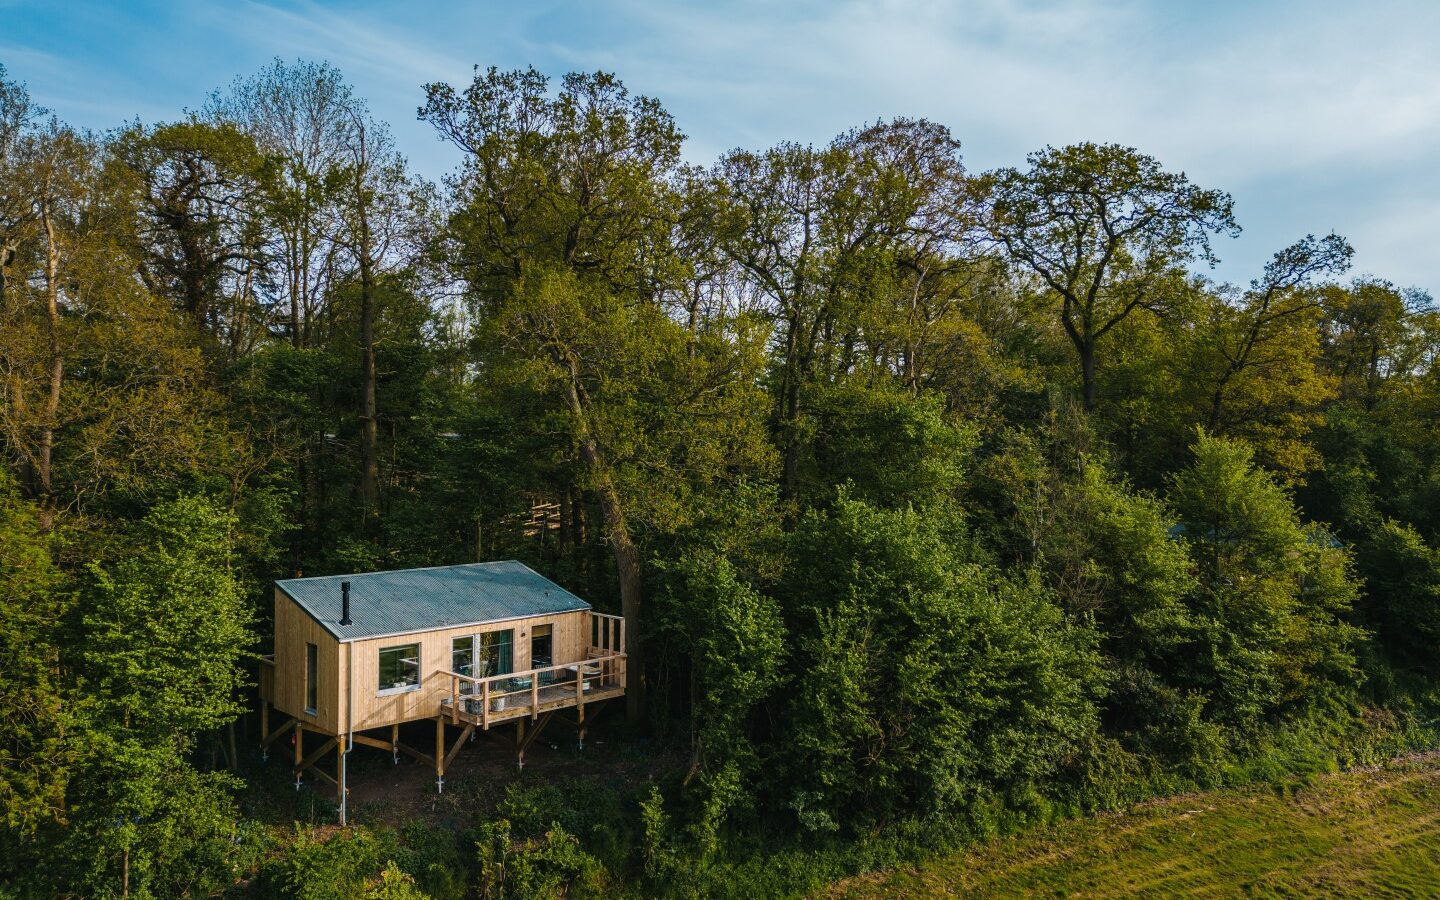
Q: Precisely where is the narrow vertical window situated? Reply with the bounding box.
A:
[305,642,318,714]
[452,636,475,676]
[453,636,475,695]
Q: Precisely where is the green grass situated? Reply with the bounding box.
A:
[827,754,1440,898]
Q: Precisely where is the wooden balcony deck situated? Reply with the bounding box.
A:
[437,650,627,730]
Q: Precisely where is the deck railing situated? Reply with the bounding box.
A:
[588,611,625,658]
[440,650,625,728]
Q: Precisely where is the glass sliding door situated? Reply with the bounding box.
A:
[532,624,554,684]
[478,629,513,678]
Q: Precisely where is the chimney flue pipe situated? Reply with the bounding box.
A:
[340,580,352,626]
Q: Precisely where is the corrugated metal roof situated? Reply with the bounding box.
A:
[276,560,590,642]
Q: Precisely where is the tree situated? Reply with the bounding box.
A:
[0,120,94,528]
[1168,433,1362,729]
[111,119,270,352]
[207,58,358,349]
[422,68,770,720]
[0,468,72,861]
[0,64,44,305]
[83,494,253,736]
[985,143,1237,411]
[331,111,429,518]
[782,497,1102,829]
[715,119,976,501]
[1178,235,1352,478]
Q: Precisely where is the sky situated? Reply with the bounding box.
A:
[3,0,1437,291]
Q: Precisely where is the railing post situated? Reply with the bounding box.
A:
[531,676,539,721]
[450,673,459,724]
[482,680,490,730]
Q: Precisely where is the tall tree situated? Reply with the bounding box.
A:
[0,65,44,306]
[423,68,769,720]
[715,119,975,501]
[984,143,1237,411]
[111,120,270,353]
[207,58,358,349]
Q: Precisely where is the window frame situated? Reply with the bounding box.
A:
[478,628,514,678]
[304,642,318,715]
[376,642,422,695]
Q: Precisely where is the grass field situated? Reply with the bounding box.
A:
[827,754,1440,898]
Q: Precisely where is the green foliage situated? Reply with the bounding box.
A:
[796,382,974,509]
[364,861,433,900]
[265,826,390,900]
[1353,520,1440,672]
[0,469,73,879]
[1169,432,1363,731]
[474,818,609,900]
[782,497,1104,830]
[83,495,254,735]
[58,737,246,899]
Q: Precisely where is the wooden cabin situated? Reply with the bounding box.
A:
[256,561,625,816]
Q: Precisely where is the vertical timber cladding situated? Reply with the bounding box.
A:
[346,610,588,732]
[272,587,343,734]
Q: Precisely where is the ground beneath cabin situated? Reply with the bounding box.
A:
[236,703,673,831]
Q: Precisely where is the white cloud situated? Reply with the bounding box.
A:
[6,0,1436,288]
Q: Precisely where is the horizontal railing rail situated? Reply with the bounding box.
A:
[438,651,626,727]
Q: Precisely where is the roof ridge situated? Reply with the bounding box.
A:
[275,559,526,584]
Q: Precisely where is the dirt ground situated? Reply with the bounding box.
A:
[238,700,670,830]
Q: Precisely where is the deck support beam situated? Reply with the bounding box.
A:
[293,723,304,789]
[515,711,555,769]
[437,718,444,794]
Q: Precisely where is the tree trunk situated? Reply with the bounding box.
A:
[356,195,380,517]
[1080,339,1097,413]
[557,360,644,722]
[37,196,62,531]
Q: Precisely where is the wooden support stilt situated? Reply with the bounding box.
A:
[337,736,346,813]
[435,717,446,794]
[391,723,400,764]
[294,723,304,790]
[260,702,270,760]
[575,675,586,749]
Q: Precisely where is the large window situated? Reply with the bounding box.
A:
[378,643,420,692]
[305,642,318,714]
[479,630,513,677]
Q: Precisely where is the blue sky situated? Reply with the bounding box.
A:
[4,0,1437,291]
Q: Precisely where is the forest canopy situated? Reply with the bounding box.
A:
[2,59,1439,897]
